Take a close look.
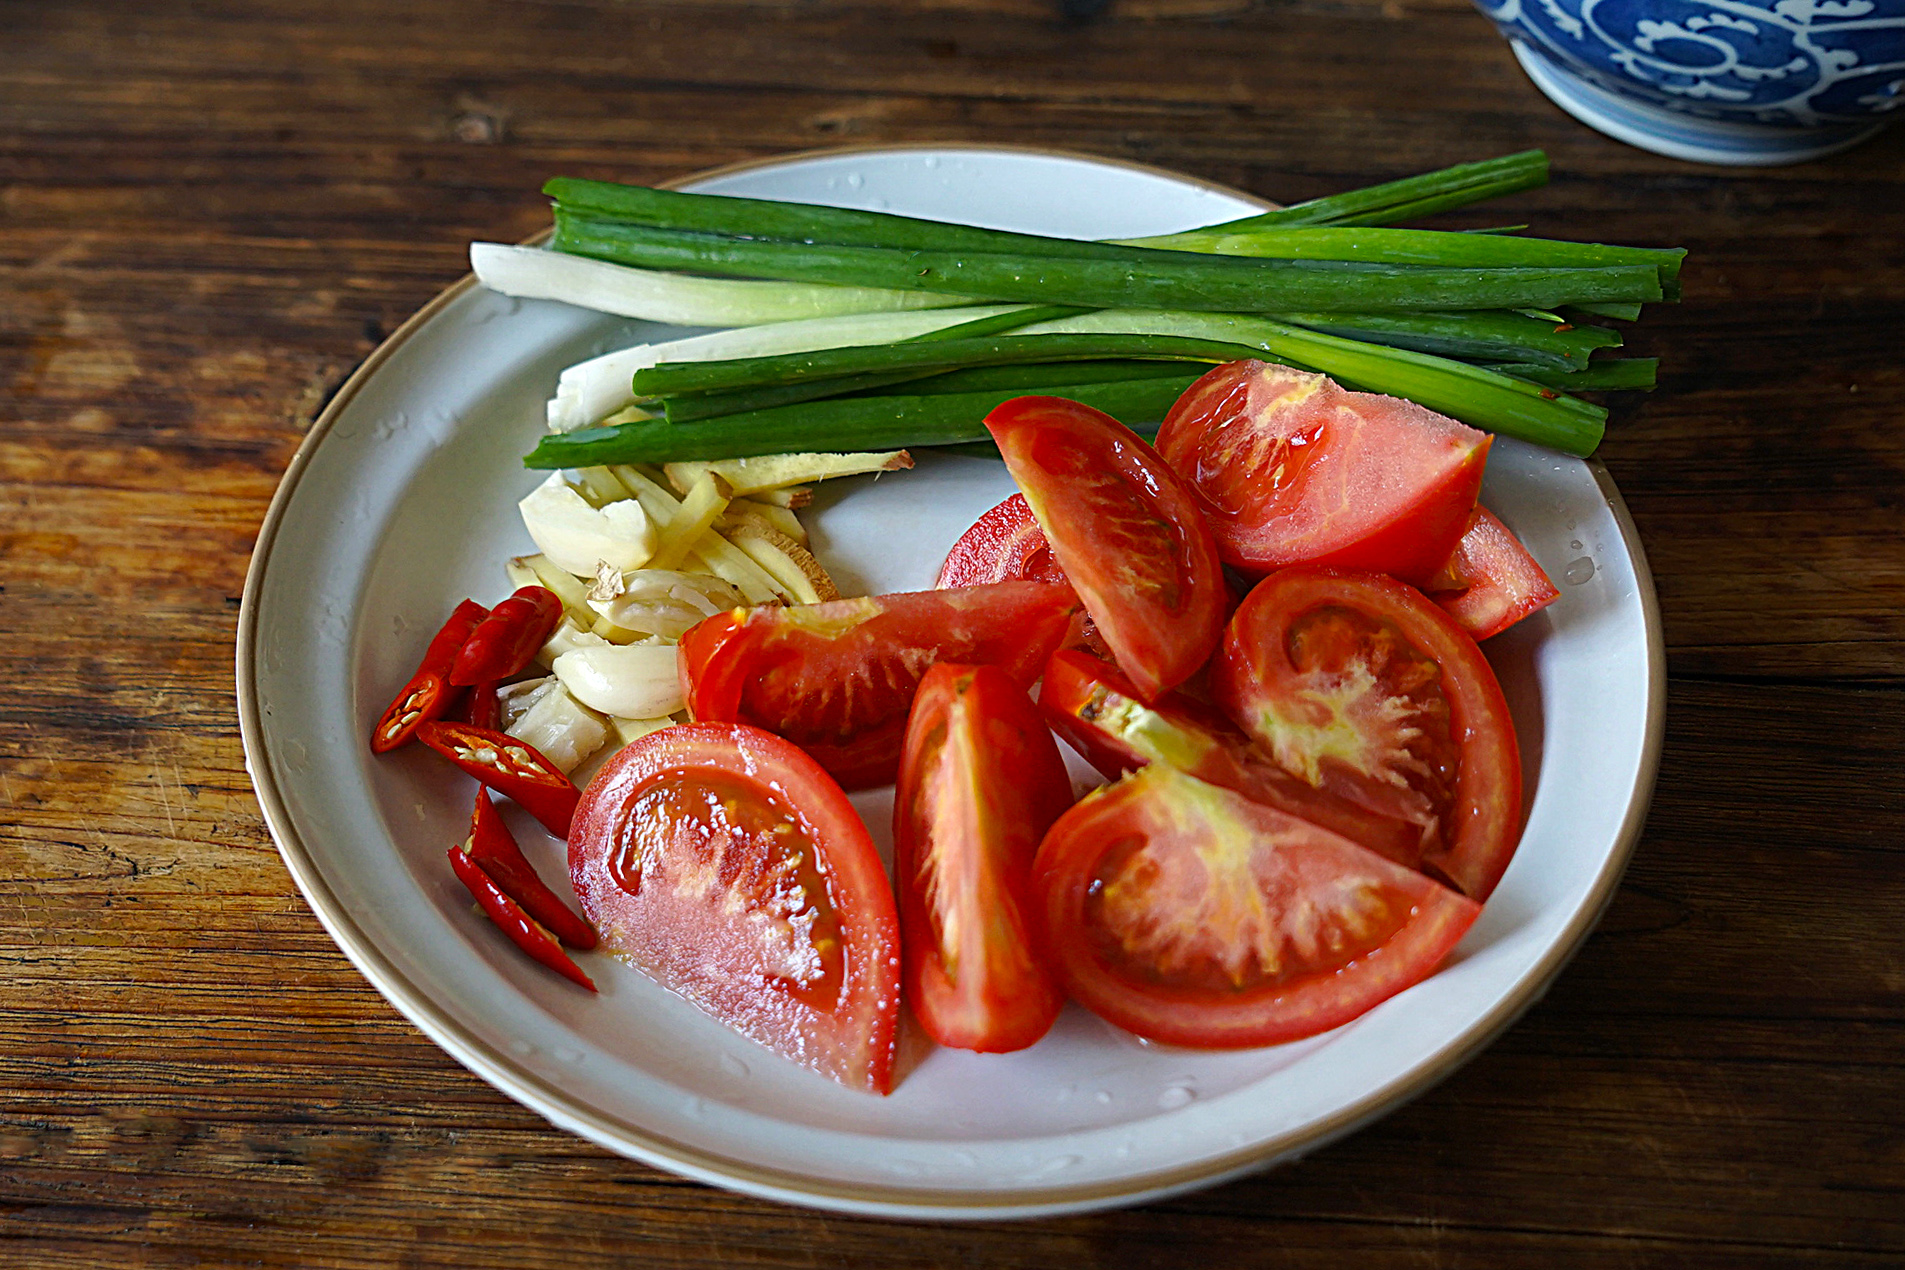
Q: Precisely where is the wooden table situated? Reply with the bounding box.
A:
[4,1,1901,1265]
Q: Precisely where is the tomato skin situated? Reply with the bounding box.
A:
[568,722,902,1094]
[678,583,1080,790]
[1038,649,1425,871]
[1210,567,1522,901]
[934,494,1068,589]
[1155,360,1490,585]
[1034,764,1481,1048]
[1426,506,1560,640]
[936,494,1117,661]
[895,663,1071,1053]
[985,395,1227,701]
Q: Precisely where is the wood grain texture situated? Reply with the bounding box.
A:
[3,0,1902,1265]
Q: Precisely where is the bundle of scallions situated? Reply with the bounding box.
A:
[467,151,1678,467]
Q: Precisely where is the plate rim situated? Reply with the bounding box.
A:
[235,142,1666,1217]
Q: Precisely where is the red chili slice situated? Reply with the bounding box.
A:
[448,844,596,991]
[450,586,563,686]
[417,721,581,837]
[459,680,502,732]
[464,790,597,949]
[370,599,488,753]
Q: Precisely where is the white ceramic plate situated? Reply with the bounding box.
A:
[237,146,1664,1220]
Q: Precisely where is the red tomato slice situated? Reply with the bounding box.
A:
[935,494,1114,660]
[1034,764,1481,1048]
[568,722,902,1094]
[1155,360,1490,584]
[934,494,1067,589]
[1209,567,1522,901]
[678,583,1079,790]
[1038,649,1425,870]
[895,663,1071,1053]
[1425,506,1560,640]
[985,395,1226,701]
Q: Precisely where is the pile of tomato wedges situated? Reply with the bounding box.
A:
[373,357,1559,1095]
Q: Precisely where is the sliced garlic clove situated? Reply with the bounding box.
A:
[551,643,684,720]
[518,473,655,575]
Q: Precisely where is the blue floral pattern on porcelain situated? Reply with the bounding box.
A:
[1476,0,1905,125]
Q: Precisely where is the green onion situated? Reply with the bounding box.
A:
[548,153,1548,254]
[547,304,1038,431]
[525,375,1204,467]
[469,242,975,327]
[659,304,1090,422]
[1569,301,1645,322]
[1489,359,1658,391]
[887,360,1201,395]
[631,332,1265,397]
[1271,310,1620,372]
[1116,226,1682,297]
[663,358,1198,423]
[903,304,1089,341]
[1017,310,1606,455]
[549,177,1146,261]
[1125,151,1550,233]
[553,211,1664,315]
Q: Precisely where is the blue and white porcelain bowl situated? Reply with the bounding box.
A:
[1474,0,1905,164]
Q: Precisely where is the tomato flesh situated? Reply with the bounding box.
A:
[1034,764,1481,1047]
[678,583,1079,789]
[934,494,1067,589]
[895,663,1071,1053]
[1155,360,1490,584]
[985,395,1226,700]
[1425,506,1560,640]
[1038,649,1425,870]
[1210,567,1522,901]
[568,722,901,1093]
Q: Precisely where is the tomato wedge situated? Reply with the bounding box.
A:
[1038,649,1424,870]
[895,663,1071,1053]
[1209,567,1522,901]
[1155,360,1490,584]
[677,583,1079,790]
[935,494,1115,660]
[985,395,1226,701]
[568,722,902,1094]
[934,494,1067,589]
[1425,506,1560,640]
[1034,763,1481,1048]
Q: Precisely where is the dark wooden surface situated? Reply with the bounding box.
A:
[4,1,1903,1265]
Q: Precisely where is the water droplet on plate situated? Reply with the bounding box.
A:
[510,1039,537,1057]
[1094,1089,1113,1104]
[553,1046,584,1064]
[1563,556,1596,585]
[720,1053,750,1078]
[845,172,864,189]
[1158,1081,1197,1110]
[1569,538,1582,550]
